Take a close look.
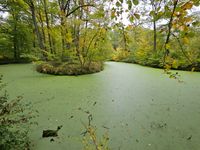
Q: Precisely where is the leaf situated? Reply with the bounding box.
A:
[183,37,189,44]
[66,32,72,43]
[116,1,121,7]
[116,11,121,17]
[175,6,182,12]
[166,43,170,49]
[129,15,134,22]
[164,5,169,11]
[111,10,116,19]
[192,21,199,26]
[149,11,155,16]
[179,25,185,31]
[134,13,140,19]
[184,17,192,23]
[158,11,164,18]
[126,25,133,30]
[127,0,132,10]
[132,0,139,5]
[157,6,161,11]
[164,64,171,70]
[193,0,200,6]
[172,60,178,69]
[181,2,193,10]
[165,11,171,18]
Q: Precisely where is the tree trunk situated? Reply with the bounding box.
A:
[122,26,128,51]
[43,0,53,54]
[13,23,18,61]
[163,0,178,64]
[50,13,56,54]
[32,29,36,48]
[58,0,67,57]
[60,13,66,55]
[151,0,157,52]
[38,11,46,51]
[74,1,84,68]
[29,0,45,51]
[12,12,19,61]
[153,19,157,52]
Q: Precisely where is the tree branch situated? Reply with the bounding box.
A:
[172,33,193,64]
[66,4,95,17]
[64,0,71,12]
[86,29,100,55]
[163,0,178,65]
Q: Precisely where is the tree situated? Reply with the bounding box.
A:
[149,0,165,52]
[0,0,33,61]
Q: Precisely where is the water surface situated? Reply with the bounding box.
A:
[1,62,200,150]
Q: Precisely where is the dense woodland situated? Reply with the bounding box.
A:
[0,0,200,73]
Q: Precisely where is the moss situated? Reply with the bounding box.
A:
[36,61,104,75]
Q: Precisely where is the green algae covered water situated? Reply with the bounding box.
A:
[1,62,200,150]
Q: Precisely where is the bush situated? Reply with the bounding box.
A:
[36,61,104,75]
[0,75,34,150]
[111,48,130,61]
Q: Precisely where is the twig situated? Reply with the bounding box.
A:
[172,33,193,64]
[66,4,95,17]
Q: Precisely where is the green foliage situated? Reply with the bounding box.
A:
[0,0,33,60]
[0,22,13,57]
[112,23,200,71]
[37,61,103,75]
[83,28,113,63]
[0,75,35,149]
[0,0,200,72]
[112,48,130,61]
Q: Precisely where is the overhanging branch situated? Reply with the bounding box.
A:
[172,33,193,64]
[66,4,95,17]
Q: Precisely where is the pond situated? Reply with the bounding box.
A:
[1,62,200,150]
